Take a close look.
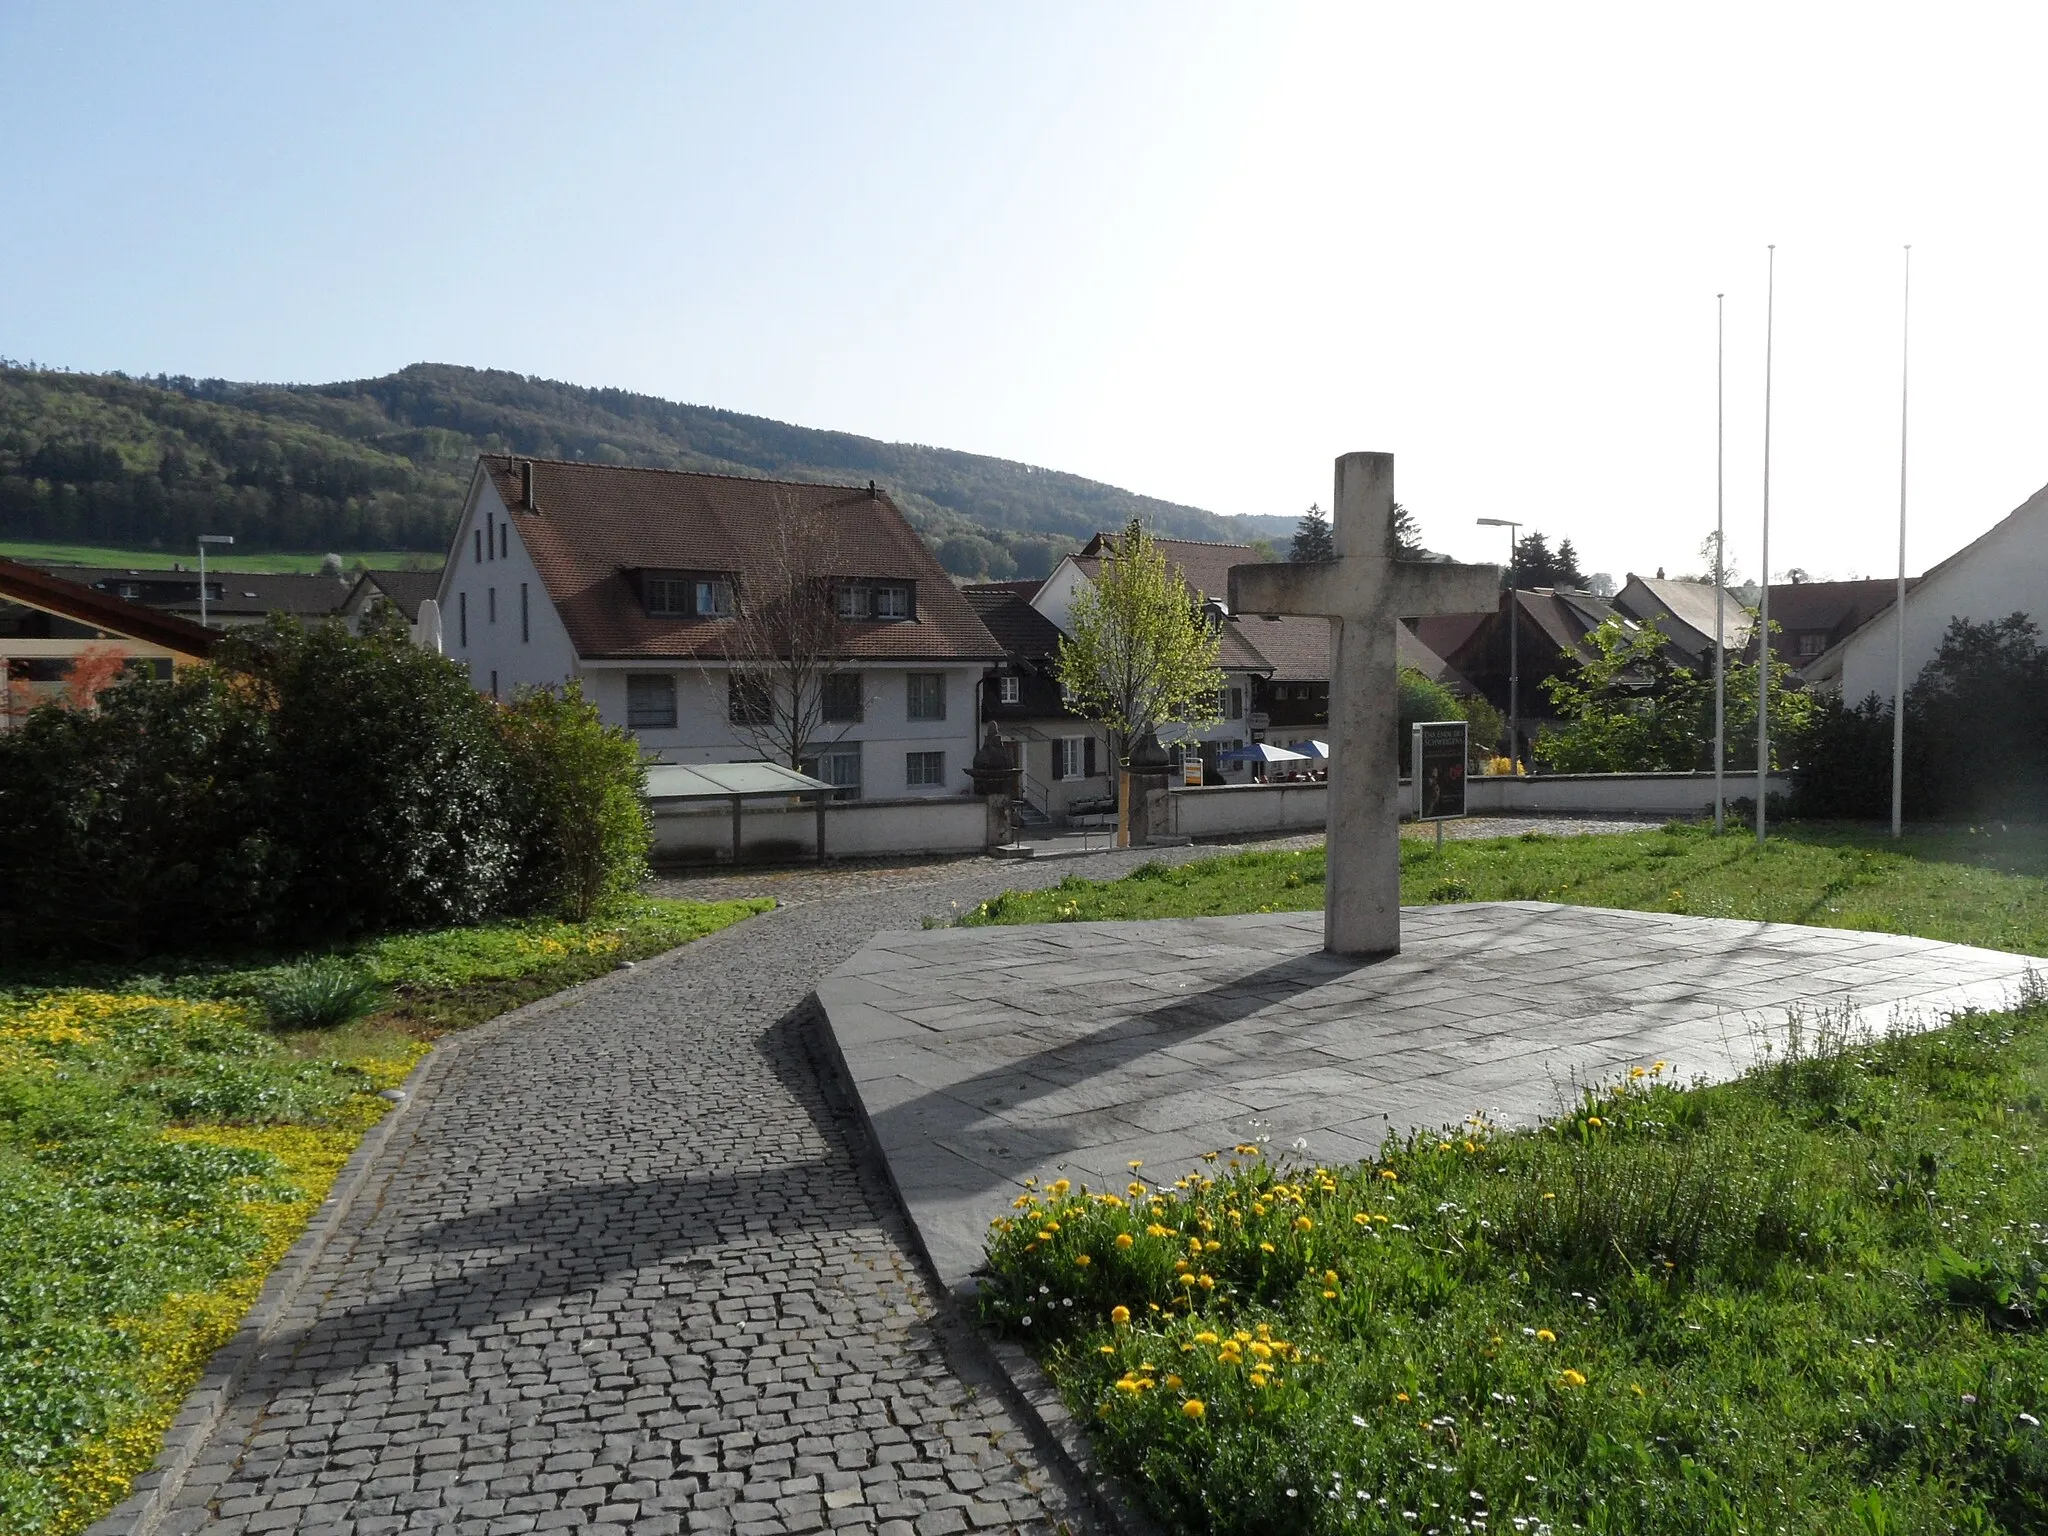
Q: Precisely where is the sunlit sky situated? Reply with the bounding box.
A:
[5,2,2044,582]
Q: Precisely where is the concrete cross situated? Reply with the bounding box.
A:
[1230,452,1500,957]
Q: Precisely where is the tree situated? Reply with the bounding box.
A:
[498,683,651,921]
[1554,539,1586,588]
[717,493,859,771]
[1390,503,1427,560]
[1506,530,1589,590]
[1534,614,1811,773]
[1291,504,1335,563]
[1056,519,1224,757]
[1680,530,1742,587]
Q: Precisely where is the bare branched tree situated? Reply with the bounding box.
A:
[714,493,858,770]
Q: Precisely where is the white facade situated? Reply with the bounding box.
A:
[1834,480,2048,703]
[437,474,981,799]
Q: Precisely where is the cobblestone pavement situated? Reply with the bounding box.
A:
[148,823,1664,1536]
[152,845,1275,1536]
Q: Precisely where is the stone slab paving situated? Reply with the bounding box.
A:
[818,903,2045,1295]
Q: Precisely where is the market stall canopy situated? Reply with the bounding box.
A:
[1217,742,1310,764]
[1287,740,1331,759]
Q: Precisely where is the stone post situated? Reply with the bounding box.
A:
[1120,727,1172,847]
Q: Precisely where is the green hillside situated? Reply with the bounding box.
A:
[0,363,1292,579]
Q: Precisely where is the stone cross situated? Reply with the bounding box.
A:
[1230,452,1500,957]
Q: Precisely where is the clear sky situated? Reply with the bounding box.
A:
[4,2,2043,583]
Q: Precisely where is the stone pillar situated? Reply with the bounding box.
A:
[1120,728,1171,848]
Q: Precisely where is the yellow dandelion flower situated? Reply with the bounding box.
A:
[1536,1329,1555,1343]
[1197,1274,1216,1290]
[1098,1345,1117,1355]
[1587,1116,1603,1128]
[1110,1305,1131,1326]
[1249,1342,1273,1360]
[1195,1331,1219,1345]
[1182,1398,1206,1420]
[1295,1215,1314,1232]
[1322,1269,1338,1285]
[1559,1369,1588,1388]
[1165,1374,1183,1389]
[1050,1178,1071,1196]
[1115,1233,1135,1250]
[1075,1254,1092,1268]
[1379,1169,1398,1182]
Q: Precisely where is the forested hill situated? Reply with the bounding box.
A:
[0,362,1292,579]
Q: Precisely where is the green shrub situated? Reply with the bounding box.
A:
[497,683,650,921]
[253,958,382,1032]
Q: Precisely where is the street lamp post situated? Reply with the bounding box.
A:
[198,535,234,629]
[1477,518,1522,770]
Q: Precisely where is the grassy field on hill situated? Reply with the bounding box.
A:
[962,820,2048,957]
[0,540,434,574]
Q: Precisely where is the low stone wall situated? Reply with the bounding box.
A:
[1144,771,1791,842]
[651,795,989,864]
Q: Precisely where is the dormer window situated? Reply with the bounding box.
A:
[835,581,915,621]
[644,572,735,618]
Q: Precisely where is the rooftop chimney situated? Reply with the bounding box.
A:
[867,479,877,499]
[520,460,535,510]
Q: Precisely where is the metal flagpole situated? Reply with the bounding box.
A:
[1891,245,1911,839]
[1714,293,1727,835]
[1756,246,1775,846]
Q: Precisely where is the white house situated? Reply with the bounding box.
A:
[436,456,1003,801]
[1816,479,2048,703]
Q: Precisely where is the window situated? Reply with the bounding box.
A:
[474,529,483,563]
[906,672,946,721]
[822,672,864,723]
[1052,737,1096,780]
[802,743,862,801]
[458,591,468,647]
[486,513,494,560]
[1226,686,1244,721]
[500,522,509,559]
[646,577,690,616]
[488,587,497,624]
[872,584,911,620]
[695,579,733,617]
[627,674,677,730]
[835,582,913,620]
[1797,631,1826,658]
[490,670,498,699]
[998,674,1020,705]
[905,750,946,787]
[521,583,530,643]
[728,676,773,726]
[835,583,867,620]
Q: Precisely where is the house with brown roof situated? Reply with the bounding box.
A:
[28,564,356,628]
[340,568,445,646]
[437,456,1004,802]
[1,557,215,724]
[963,584,1114,825]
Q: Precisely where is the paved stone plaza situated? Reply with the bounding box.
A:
[818,903,2043,1294]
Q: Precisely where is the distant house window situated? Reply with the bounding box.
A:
[822,672,864,723]
[803,743,862,801]
[646,578,691,616]
[1052,737,1097,780]
[458,591,468,647]
[872,584,911,620]
[627,674,677,730]
[500,522,509,559]
[729,676,773,726]
[474,529,483,562]
[905,750,946,787]
[486,513,495,560]
[1797,632,1826,658]
[490,670,499,699]
[998,674,1020,705]
[521,583,530,643]
[695,580,733,617]
[1226,686,1244,720]
[488,587,497,623]
[836,582,912,620]
[906,672,946,721]
[835,583,867,620]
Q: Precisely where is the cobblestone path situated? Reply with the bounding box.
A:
[154,849,1239,1536]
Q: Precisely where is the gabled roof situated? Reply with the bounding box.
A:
[1616,575,1754,656]
[963,577,1045,602]
[0,557,217,658]
[32,565,352,620]
[351,568,443,622]
[964,587,1066,662]
[1766,577,1919,638]
[1233,613,1328,683]
[478,455,1002,663]
[1072,530,1255,607]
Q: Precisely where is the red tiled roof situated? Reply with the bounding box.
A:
[481,456,1003,663]
[0,557,218,658]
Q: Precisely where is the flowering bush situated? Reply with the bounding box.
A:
[983,1016,2048,1534]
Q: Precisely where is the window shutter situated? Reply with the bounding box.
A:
[1084,737,1097,778]
[1051,742,1065,781]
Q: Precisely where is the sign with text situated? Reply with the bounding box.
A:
[1411,720,1468,821]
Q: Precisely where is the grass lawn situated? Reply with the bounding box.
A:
[961,820,2048,956]
[0,895,769,1536]
[0,540,436,574]
[970,825,2048,1532]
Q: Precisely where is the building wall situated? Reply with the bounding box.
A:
[439,480,580,699]
[584,660,984,800]
[1838,483,2048,704]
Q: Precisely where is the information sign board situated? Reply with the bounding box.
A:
[1411,720,1468,821]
